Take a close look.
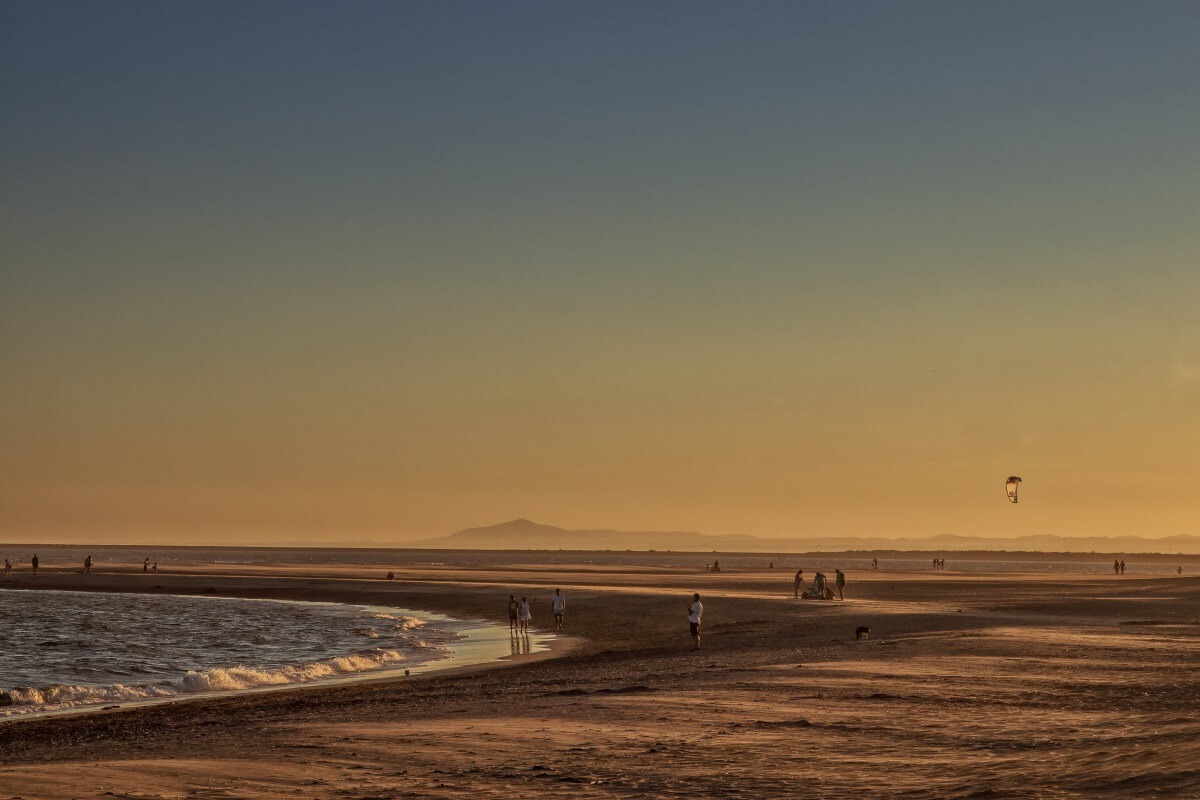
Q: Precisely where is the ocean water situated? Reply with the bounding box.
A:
[0,544,1191,575]
[0,589,464,718]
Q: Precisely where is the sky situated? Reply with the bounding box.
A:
[3,1,1200,545]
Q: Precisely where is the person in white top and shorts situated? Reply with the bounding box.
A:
[551,588,566,630]
[519,596,532,632]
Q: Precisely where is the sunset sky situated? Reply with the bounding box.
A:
[3,2,1199,545]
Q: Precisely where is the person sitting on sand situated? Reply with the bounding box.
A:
[688,593,703,651]
[508,594,519,632]
[793,569,804,599]
[519,596,532,632]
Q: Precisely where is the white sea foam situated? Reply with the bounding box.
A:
[3,648,422,717]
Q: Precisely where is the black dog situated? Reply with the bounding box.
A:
[855,625,870,640]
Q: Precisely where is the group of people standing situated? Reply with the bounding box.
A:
[793,567,847,600]
[932,558,947,570]
[507,588,567,633]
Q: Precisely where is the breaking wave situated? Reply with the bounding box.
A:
[0,590,461,718]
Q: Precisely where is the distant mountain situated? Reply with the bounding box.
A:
[405,519,1200,555]
[408,519,716,551]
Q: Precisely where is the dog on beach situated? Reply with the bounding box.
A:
[855,625,870,640]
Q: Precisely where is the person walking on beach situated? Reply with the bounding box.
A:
[508,594,519,632]
[84,555,92,574]
[1120,560,1126,574]
[519,596,532,632]
[793,569,804,599]
[143,558,150,573]
[31,554,38,576]
[688,593,703,651]
[835,568,846,600]
[1114,559,1120,575]
[551,588,566,631]
[3,558,11,578]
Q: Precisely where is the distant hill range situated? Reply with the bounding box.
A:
[407,518,1200,556]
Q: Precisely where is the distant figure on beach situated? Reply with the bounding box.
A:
[712,560,721,573]
[1178,566,1183,575]
[1114,559,1120,575]
[3,558,11,578]
[688,593,703,651]
[84,555,92,574]
[551,588,566,630]
[519,596,532,632]
[386,571,395,581]
[872,557,878,569]
[31,554,38,576]
[835,569,846,600]
[143,558,150,573]
[1120,560,1126,574]
[793,569,804,599]
[768,561,774,569]
[812,571,827,597]
[151,561,157,573]
[508,594,519,632]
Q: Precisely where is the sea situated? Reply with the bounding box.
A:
[0,585,548,720]
[2,544,1194,575]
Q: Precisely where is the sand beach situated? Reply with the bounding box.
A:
[2,558,1198,799]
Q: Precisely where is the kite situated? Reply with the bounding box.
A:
[1005,476,1022,503]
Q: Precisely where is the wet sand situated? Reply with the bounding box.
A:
[2,562,1199,798]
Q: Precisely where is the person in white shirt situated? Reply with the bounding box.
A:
[519,596,532,632]
[551,588,566,630]
[687,593,703,651]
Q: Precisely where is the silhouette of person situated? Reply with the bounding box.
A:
[688,593,703,650]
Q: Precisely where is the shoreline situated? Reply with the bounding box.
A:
[0,585,576,724]
[0,582,578,724]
